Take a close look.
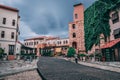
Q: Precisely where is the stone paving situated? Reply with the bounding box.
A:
[0,59,38,77]
[0,70,42,80]
[37,57,120,80]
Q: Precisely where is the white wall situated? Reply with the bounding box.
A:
[0,8,19,55]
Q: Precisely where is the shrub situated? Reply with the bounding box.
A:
[67,47,76,57]
[0,48,4,59]
[78,54,86,57]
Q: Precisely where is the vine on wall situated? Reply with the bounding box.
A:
[84,0,120,52]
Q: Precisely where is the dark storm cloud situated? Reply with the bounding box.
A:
[18,0,75,37]
[0,0,95,41]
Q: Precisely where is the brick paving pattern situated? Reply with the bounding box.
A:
[37,57,120,80]
[1,70,42,80]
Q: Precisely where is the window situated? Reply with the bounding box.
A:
[31,42,33,45]
[12,20,15,26]
[66,40,68,44]
[11,32,14,39]
[75,14,78,19]
[72,24,75,29]
[37,41,38,44]
[112,12,119,24]
[73,33,76,38]
[3,18,6,24]
[113,28,120,39]
[34,42,36,45]
[1,31,5,38]
[59,41,61,44]
[9,45,15,55]
[57,41,59,44]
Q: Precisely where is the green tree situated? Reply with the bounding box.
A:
[67,47,76,57]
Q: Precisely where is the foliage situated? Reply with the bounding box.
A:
[67,47,76,57]
[78,54,86,57]
[0,48,4,59]
[84,0,120,52]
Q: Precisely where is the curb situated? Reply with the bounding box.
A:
[78,62,120,73]
[37,68,46,80]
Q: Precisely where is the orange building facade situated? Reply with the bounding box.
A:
[69,3,85,54]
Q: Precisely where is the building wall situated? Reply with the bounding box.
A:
[69,3,85,53]
[109,10,120,41]
[0,6,19,55]
[24,37,69,48]
[16,42,21,54]
[89,6,120,55]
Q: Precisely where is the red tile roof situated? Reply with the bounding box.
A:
[101,38,120,49]
[24,36,57,41]
[24,36,47,41]
[0,4,19,12]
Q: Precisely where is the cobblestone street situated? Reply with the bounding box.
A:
[0,60,37,77]
[37,57,120,80]
[0,70,42,80]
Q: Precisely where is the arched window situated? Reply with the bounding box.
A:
[72,24,75,29]
[75,14,78,19]
[73,33,76,38]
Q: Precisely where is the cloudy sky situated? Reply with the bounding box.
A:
[0,0,95,41]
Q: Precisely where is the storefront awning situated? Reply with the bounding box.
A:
[101,38,120,49]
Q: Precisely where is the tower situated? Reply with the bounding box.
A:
[69,3,85,53]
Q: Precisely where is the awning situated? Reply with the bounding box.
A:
[113,28,120,35]
[101,38,120,49]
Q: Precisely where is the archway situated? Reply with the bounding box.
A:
[72,42,77,49]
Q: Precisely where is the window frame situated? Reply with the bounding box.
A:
[72,24,75,29]
[75,14,78,19]
[1,31,5,38]
[73,33,76,38]
[12,19,16,26]
[3,18,6,24]
[11,32,14,39]
[112,12,119,24]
